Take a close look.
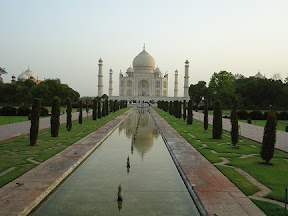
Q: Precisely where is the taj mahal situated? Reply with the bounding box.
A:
[97,46,190,102]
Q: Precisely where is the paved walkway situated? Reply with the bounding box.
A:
[0,112,91,142]
[0,109,133,216]
[150,109,265,216]
[193,112,288,153]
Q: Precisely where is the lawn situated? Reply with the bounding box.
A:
[0,108,129,187]
[155,108,288,215]
[239,119,288,132]
[0,107,78,126]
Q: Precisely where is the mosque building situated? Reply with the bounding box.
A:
[98,47,190,101]
[11,67,42,84]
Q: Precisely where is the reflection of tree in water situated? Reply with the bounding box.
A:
[119,109,159,157]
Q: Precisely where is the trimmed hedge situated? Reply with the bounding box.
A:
[17,105,31,116]
[1,105,17,116]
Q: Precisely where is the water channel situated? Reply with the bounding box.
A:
[32,108,200,216]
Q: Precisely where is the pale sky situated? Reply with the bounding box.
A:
[1,0,288,97]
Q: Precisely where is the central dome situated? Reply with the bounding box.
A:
[132,49,155,72]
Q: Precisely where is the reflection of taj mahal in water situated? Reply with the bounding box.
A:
[97,46,190,101]
[119,110,159,157]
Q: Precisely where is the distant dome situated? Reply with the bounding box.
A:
[154,67,161,73]
[18,72,28,81]
[127,66,134,73]
[254,72,264,79]
[132,49,155,72]
[24,67,37,79]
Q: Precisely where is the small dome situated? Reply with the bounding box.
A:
[132,49,155,72]
[24,67,36,79]
[126,66,134,73]
[154,67,161,73]
[255,72,264,79]
[18,72,28,81]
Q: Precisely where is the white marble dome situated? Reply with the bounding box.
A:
[127,66,134,73]
[24,67,37,79]
[154,67,161,73]
[132,49,155,72]
[18,72,28,81]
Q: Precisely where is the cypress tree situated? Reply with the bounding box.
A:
[187,100,193,125]
[183,100,187,121]
[102,100,106,117]
[92,99,97,120]
[66,97,72,131]
[110,100,114,112]
[30,98,41,146]
[173,101,178,118]
[79,100,83,125]
[51,96,60,137]
[178,101,182,119]
[98,101,102,118]
[114,100,118,112]
[204,99,208,131]
[169,101,173,115]
[230,98,239,148]
[261,111,277,164]
[213,100,222,139]
[105,99,109,115]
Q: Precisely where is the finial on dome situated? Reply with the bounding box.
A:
[143,43,145,50]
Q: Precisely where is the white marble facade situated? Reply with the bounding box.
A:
[119,48,168,97]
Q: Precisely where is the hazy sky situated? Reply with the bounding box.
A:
[1,0,288,97]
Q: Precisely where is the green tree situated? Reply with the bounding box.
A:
[92,99,97,120]
[105,99,109,115]
[51,96,60,137]
[78,100,83,125]
[208,71,235,107]
[230,98,239,147]
[98,101,102,118]
[188,81,207,108]
[178,101,182,119]
[213,100,222,139]
[169,101,173,115]
[183,100,187,121]
[187,100,193,125]
[30,98,41,146]
[261,111,277,164]
[66,97,72,131]
[204,99,208,131]
[102,100,106,117]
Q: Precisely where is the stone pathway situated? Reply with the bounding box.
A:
[193,112,288,153]
[150,109,265,216]
[0,111,91,142]
[0,109,133,216]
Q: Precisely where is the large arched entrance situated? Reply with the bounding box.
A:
[138,80,150,96]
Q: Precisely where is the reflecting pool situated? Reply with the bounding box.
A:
[32,109,200,216]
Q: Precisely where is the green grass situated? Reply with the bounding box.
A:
[154,108,288,205]
[251,199,286,216]
[240,119,288,132]
[0,108,129,187]
[216,165,260,196]
[0,107,79,126]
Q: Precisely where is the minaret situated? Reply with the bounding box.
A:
[98,58,103,96]
[174,70,178,97]
[184,60,189,98]
[109,69,113,97]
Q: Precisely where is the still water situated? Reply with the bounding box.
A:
[32,109,200,216]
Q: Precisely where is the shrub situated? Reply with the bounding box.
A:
[78,100,83,125]
[187,100,193,125]
[213,100,222,139]
[261,111,277,164]
[183,100,187,121]
[230,98,239,147]
[92,99,97,120]
[1,105,16,116]
[237,110,249,120]
[247,118,252,124]
[50,96,60,137]
[279,111,288,120]
[40,107,49,116]
[249,110,263,120]
[204,99,208,131]
[17,105,31,116]
[66,97,72,131]
[30,98,41,146]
